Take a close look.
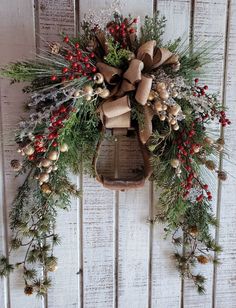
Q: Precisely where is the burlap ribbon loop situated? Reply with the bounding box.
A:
[100,96,131,128]
[98,40,179,143]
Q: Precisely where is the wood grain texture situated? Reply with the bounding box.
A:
[34,1,82,307]
[215,1,236,307]
[183,1,228,307]
[0,1,42,307]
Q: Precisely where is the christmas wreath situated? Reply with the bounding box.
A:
[0,11,230,295]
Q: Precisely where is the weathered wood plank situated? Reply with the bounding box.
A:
[215,1,236,307]
[82,177,116,308]
[151,1,191,307]
[117,184,150,308]
[78,2,116,307]
[0,1,43,307]
[35,1,81,307]
[183,1,228,307]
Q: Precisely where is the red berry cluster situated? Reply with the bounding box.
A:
[192,78,209,97]
[193,78,231,127]
[219,110,231,127]
[27,104,71,161]
[106,17,138,48]
[176,123,212,203]
[51,37,97,82]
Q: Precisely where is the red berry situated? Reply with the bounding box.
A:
[133,18,138,23]
[64,36,69,43]
[61,77,67,82]
[186,166,192,172]
[204,85,208,90]
[83,56,89,63]
[72,62,78,68]
[28,154,35,161]
[35,135,43,140]
[91,67,97,73]
[90,52,95,58]
[56,119,63,125]
[196,194,203,202]
[34,140,43,147]
[69,75,74,80]
[109,28,115,34]
[129,28,135,34]
[203,184,209,190]
[52,141,58,147]
[77,50,82,56]
[51,75,57,81]
[207,191,211,196]
[120,23,126,29]
[115,25,120,31]
[195,78,199,83]
[208,195,213,201]
[62,67,69,74]
[85,63,91,69]
[59,106,67,113]
[68,55,73,61]
[75,43,80,49]
[48,133,55,140]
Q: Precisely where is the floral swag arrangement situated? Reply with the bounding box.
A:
[0,12,230,295]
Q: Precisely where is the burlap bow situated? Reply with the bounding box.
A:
[98,40,179,144]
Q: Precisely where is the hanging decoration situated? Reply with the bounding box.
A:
[0,11,230,295]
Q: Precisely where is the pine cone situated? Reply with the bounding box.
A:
[218,171,227,181]
[216,138,225,145]
[24,285,34,295]
[41,183,52,194]
[205,160,216,170]
[188,226,198,237]
[10,159,22,171]
[197,255,208,264]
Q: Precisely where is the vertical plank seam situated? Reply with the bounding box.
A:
[34,0,40,53]
[0,83,11,308]
[148,182,154,308]
[114,190,119,308]
[75,0,80,35]
[114,137,119,308]
[153,0,157,14]
[212,1,231,307]
[79,164,84,308]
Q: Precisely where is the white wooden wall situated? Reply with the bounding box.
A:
[0,0,236,307]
